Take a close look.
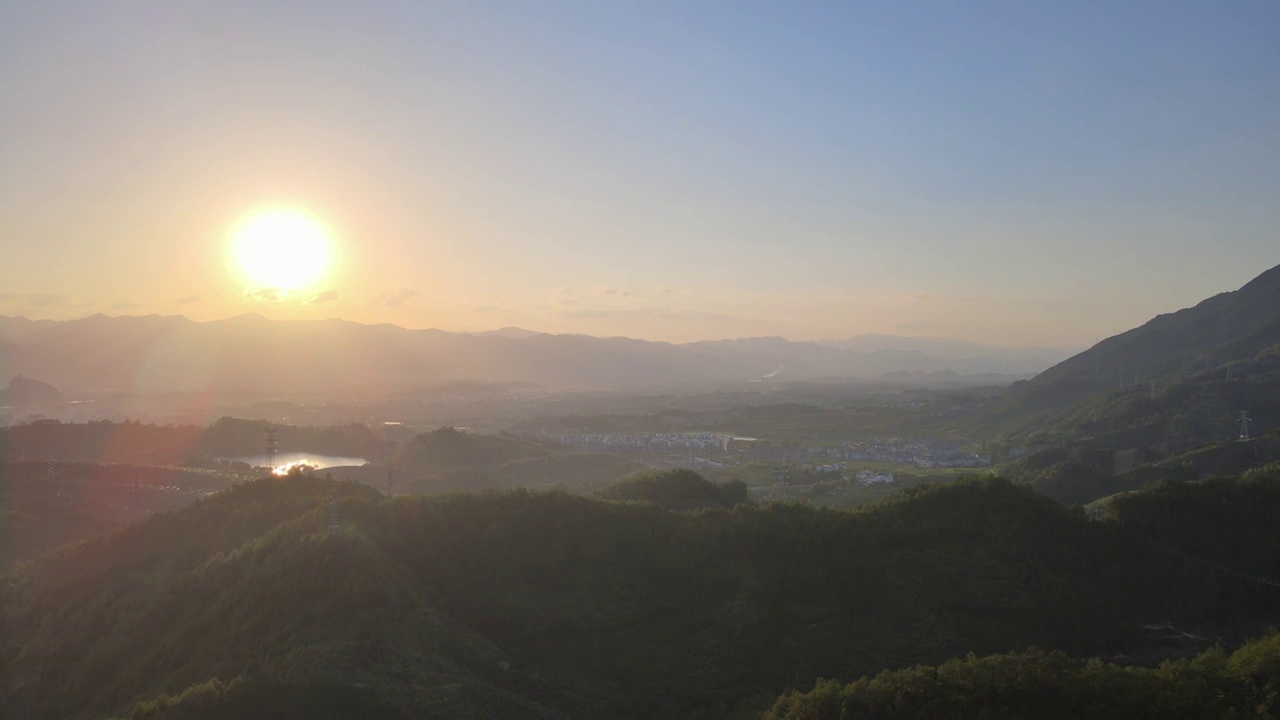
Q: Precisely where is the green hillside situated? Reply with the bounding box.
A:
[988,265,1280,456]
[1004,430,1280,505]
[765,631,1280,720]
[6,473,1280,718]
[593,468,749,510]
[340,427,645,495]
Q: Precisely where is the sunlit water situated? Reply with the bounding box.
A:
[219,452,368,474]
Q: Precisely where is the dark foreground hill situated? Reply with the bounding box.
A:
[765,632,1280,720]
[4,474,1280,718]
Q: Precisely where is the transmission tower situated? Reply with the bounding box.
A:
[385,464,394,498]
[264,425,279,473]
[1238,411,1252,442]
[48,459,65,499]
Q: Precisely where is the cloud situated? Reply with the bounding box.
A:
[655,286,693,298]
[247,288,284,302]
[307,289,339,305]
[913,293,993,303]
[896,320,939,332]
[111,301,141,310]
[547,288,579,307]
[26,293,75,307]
[372,289,420,307]
[0,293,91,310]
[560,306,739,322]
[176,294,202,305]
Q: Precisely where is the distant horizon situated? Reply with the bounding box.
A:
[0,309,1084,352]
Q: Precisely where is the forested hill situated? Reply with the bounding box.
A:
[593,468,748,510]
[1029,262,1280,396]
[765,632,1280,720]
[990,262,1280,451]
[5,473,1280,718]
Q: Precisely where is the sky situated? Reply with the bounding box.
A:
[1,1,1278,347]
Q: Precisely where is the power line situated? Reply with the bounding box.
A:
[47,459,65,499]
[1091,507,1280,590]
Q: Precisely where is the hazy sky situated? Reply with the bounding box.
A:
[2,1,1278,346]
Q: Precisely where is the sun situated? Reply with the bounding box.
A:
[228,207,334,293]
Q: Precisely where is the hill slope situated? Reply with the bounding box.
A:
[991,263,1280,456]
[765,632,1280,720]
[0,375,62,408]
[6,474,1280,718]
[594,468,749,510]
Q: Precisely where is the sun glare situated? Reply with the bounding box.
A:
[229,207,334,293]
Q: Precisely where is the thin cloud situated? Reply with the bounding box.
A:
[561,306,738,322]
[176,294,202,305]
[26,293,75,307]
[372,289,420,307]
[896,320,939,332]
[248,288,284,302]
[308,289,339,305]
[913,293,993,303]
[0,292,91,309]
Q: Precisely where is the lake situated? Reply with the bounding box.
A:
[220,452,369,472]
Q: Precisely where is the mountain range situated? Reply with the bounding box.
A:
[0,314,1065,394]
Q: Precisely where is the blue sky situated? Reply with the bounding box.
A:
[1,1,1278,344]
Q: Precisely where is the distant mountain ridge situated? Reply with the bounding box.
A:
[820,333,1076,363]
[0,313,1066,393]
